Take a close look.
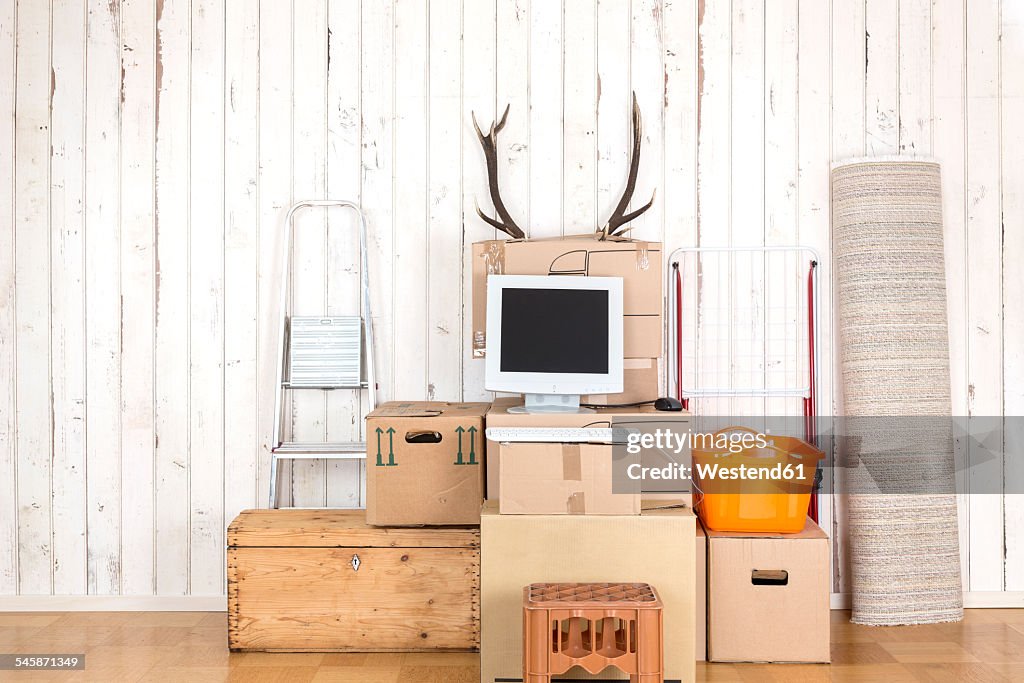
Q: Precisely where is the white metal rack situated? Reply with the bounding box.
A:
[667,245,821,424]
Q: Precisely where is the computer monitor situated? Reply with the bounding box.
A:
[485,274,624,414]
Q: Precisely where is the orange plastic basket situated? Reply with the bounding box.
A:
[691,427,824,533]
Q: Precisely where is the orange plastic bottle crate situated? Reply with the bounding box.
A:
[692,427,824,533]
[523,583,663,683]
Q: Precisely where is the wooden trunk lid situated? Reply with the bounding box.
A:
[228,509,480,548]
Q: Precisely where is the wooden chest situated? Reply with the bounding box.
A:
[227,509,480,652]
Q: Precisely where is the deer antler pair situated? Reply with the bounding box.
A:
[473,92,655,240]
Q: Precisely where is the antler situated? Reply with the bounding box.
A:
[472,105,526,239]
[601,91,656,239]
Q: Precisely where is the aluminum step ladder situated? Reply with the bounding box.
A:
[269,200,377,508]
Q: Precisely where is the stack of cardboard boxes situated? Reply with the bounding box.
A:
[471,234,700,681]
[227,230,831,674]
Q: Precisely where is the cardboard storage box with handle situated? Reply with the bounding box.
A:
[365,402,487,526]
[707,518,830,663]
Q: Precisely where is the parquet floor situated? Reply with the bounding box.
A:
[1,609,1023,681]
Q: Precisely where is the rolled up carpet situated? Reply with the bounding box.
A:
[831,158,963,625]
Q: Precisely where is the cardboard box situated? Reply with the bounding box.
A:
[696,519,707,662]
[498,442,641,515]
[707,518,830,663]
[485,398,692,504]
[582,357,660,405]
[365,401,487,526]
[480,501,695,682]
[472,234,662,359]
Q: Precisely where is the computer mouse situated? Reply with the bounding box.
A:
[654,397,683,412]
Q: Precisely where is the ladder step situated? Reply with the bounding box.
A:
[273,442,367,457]
[282,382,368,390]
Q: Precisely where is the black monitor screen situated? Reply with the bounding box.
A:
[499,287,609,374]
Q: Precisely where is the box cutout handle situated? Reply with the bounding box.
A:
[405,430,443,444]
[751,569,788,586]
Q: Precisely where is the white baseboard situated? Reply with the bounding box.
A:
[0,595,227,612]
[831,592,1024,610]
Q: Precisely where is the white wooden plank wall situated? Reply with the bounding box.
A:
[0,0,1020,599]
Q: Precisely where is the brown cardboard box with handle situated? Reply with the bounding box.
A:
[707,518,830,663]
[471,234,662,359]
[365,401,487,526]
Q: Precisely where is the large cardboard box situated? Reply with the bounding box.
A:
[582,357,660,405]
[485,398,692,504]
[472,234,662,359]
[227,509,479,652]
[695,519,707,662]
[707,518,830,663]
[480,501,696,682]
[499,442,640,515]
[365,401,487,526]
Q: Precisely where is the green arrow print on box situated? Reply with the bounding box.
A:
[375,427,397,466]
[454,426,479,465]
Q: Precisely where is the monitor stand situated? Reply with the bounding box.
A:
[508,393,595,414]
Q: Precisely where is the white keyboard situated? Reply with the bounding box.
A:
[485,427,638,444]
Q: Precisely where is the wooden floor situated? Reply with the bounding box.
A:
[1,609,1023,681]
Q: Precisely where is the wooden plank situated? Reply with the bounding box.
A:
[154,0,191,594]
[392,0,429,401]
[325,0,363,507]
[931,0,969,592]
[563,0,597,234]
[1001,0,1024,591]
[188,0,226,595]
[224,0,261,522]
[898,0,931,153]
[290,0,329,508]
[49,0,88,596]
[831,0,866,160]
[493,0,529,242]
[528,0,562,237]
[0,0,17,594]
[13,0,52,595]
[763,0,799,420]
[361,0,395,405]
[729,0,765,418]
[596,0,630,237]
[694,0,730,417]
[662,0,697,398]
[256,0,293,507]
[119,0,157,596]
[426,0,463,403]
[229,546,479,651]
[227,509,479,548]
[865,0,898,155]
[797,0,835,591]
[628,0,664,244]
[829,0,866,598]
[84,0,121,595]
[965,0,1003,592]
[460,0,495,403]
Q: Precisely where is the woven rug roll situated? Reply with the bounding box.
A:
[831,159,963,626]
